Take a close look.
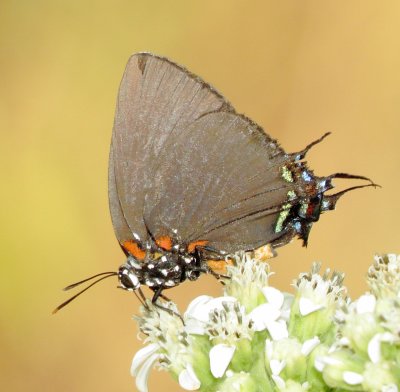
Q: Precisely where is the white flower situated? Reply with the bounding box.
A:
[293,263,345,316]
[224,251,272,311]
[247,286,291,339]
[368,254,400,298]
[184,295,237,335]
[183,294,255,380]
[228,251,271,289]
[184,296,253,344]
[132,302,200,391]
[265,336,318,386]
[129,252,400,392]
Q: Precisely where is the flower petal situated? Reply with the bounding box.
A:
[271,375,285,388]
[184,295,214,321]
[135,353,160,392]
[179,364,201,391]
[367,334,381,364]
[301,336,320,356]
[314,356,325,372]
[265,339,273,358]
[207,296,237,309]
[248,303,281,331]
[131,343,159,376]
[269,359,286,375]
[343,371,364,385]
[321,356,343,366]
[368,332,396,363]
[266,320,288,340]
[184,318,207,335]
[262,287,284,309]
[185,296,237,323]
[299,297,324,316]
[209,344,236,378]
[356,294,376,314]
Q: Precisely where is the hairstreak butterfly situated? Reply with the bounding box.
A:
[54,53,377,313]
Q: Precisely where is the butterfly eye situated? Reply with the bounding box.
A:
[119,268,140,290]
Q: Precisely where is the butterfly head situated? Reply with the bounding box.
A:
[118,257,142,291]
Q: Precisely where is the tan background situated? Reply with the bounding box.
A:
[1,1,399,391]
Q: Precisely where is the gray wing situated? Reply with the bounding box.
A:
[109,53,233,243]
[144,111,291,253]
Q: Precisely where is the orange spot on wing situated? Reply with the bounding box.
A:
[207,259,234,275]
[155,236,173,251]
[187,240,209,254]
[122,240,146,260]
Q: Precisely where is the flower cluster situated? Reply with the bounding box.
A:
[316,254,400,391]
[131,252,400,391]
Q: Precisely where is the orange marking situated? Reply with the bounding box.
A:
[155,236,173,251]
[122,240,146,260]
[254,244,276,262]
[207,259,234,275]
[187,240,209,254]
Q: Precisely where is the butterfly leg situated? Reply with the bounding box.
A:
[193,246,231,281]
[151,287,184,323]
[159,293,172,302]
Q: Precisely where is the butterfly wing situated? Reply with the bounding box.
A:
[109,53,233,244]
[144,110,295,253]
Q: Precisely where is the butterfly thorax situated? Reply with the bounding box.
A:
[118,245,202,293]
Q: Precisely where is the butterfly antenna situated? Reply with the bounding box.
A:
[52,272,117,314]
[63,271,118,290]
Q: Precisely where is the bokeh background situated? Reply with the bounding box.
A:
[1,1,399,391]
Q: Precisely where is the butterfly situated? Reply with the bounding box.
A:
[54,53,377,313]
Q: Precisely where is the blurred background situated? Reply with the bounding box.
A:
[1,1,399,391]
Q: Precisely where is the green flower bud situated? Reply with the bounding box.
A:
[319,349,365,390]
[362,361,399,391]
[279,379,310,391]
[341,311,381,358]
[217,371,258,392]
[265,338,306,380]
